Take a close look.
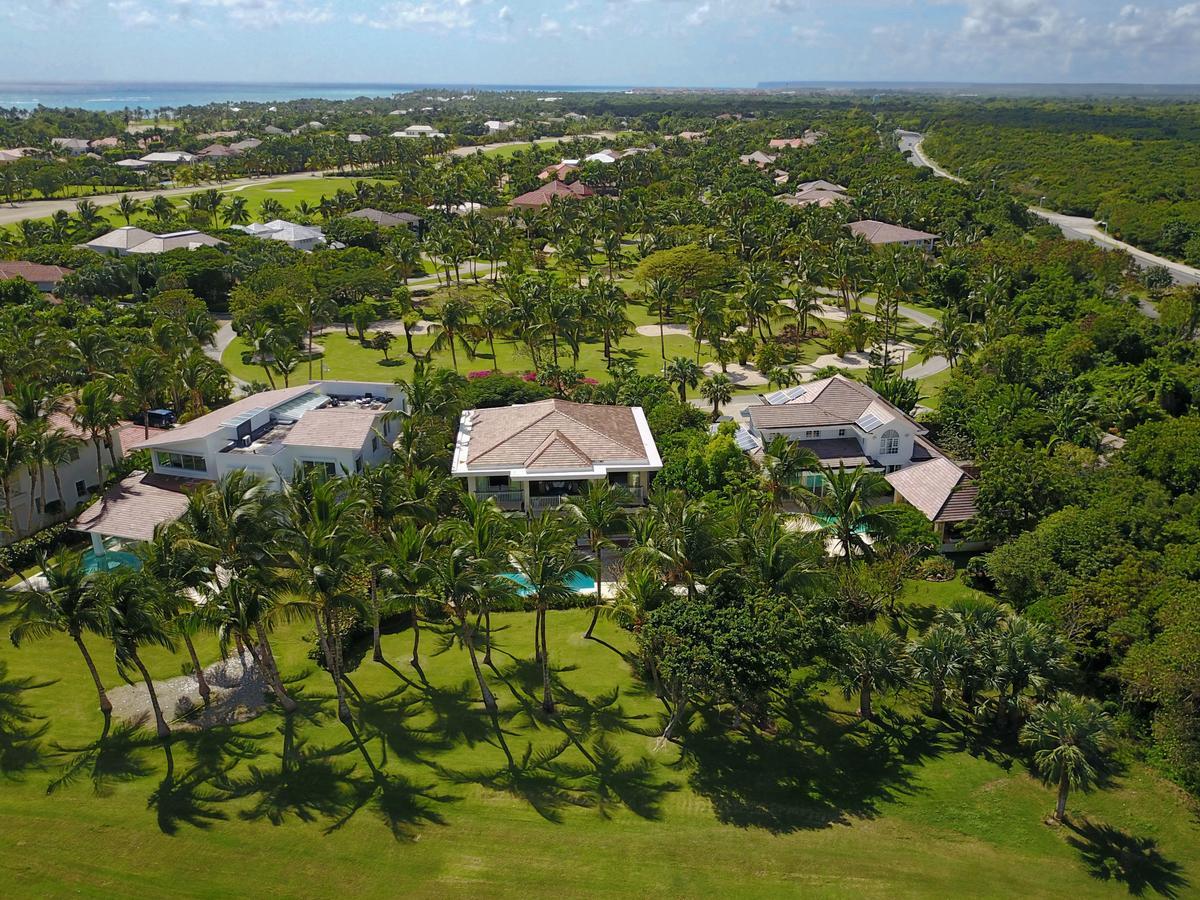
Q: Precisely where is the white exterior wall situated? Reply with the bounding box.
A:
[754,420,920,469]
[2,435,119,544]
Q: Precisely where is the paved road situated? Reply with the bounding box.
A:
[897,130,1200,286]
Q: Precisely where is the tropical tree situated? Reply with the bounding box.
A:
[420,542,497,714]
[834,626,907,720]
[908,625,968,717]
[116,194,142,225]
[7,549,113,716]
[664,356,703,402]
[1020,693,1111,822]
[798,466,898,566]
[921,311,977,369]
[123,349,166,440]
[564,480,627,639]
[699,373,733,421]
[72,379,122,488]
[95,570,176,737]
[761,435,818,507]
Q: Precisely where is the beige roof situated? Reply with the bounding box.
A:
[282,407,382,450]
[140,385,313,449]
[848,220,939,245]
[797,180,847,193]
[127,230,225,254]
[73,471,191,541]
[86,226,158,251]
[886,457,978,523]
[746,374,917,433]
[781,189,850,208]
[463,400,650,471]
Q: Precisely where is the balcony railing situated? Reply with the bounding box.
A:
[475,488,525,509]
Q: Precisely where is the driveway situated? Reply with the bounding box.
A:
[897,130,1200,287]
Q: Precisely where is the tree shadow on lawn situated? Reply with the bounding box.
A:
[1066,818,1190,898]
[48,716,159,796]
[353,683,457,767]
[0,661,54,780]
[680,685,947,834]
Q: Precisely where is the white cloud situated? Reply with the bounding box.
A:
[107,0,333,28]
[363,0,489,30]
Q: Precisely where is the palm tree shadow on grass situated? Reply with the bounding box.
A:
[435,737,592,824]
[325,769,457,842]
[1066,819,1190,898]
[48,716,159,796]
[353,684,457,767]
[678,685,947,833]
[0,662,54,780]
[546,735,680,821]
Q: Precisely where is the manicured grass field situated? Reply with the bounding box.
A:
[211,176,393,215]
[480,139,568,159]
[1,587,1196,898]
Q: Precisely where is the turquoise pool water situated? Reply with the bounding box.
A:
[81,549,142,574]
[503,570,596,596]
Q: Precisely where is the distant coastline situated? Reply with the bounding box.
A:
[0,81,640,112]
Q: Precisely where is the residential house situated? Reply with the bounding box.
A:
[742,374,978,540]
[74,381,407,557]
[0,261,73,293]
[345,208,423,234]
[452,399,662,514]
[232,220,326,252]
[113,158,152,170]
[847,220,939,250]
[52,137,91,155]
[263,125,286,135]
[780,187,850,209]
[885,458,983,552]
[484,119,516,133]
[139,150,197,165]
[509,179,595,209]
[538,162,579,181]
[88,136,121,150]
[84,226,225,256]
[347,133,372,143]
[229,138,262,152]
[196,143,240,159]
[0,147,39,164]
[1,403,123,544]
[739,150,778,168]
[392,125,446,138]
[797,179,848,193]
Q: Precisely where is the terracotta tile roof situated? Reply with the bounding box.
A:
[886,457,978,523]
[139,385,313,449]
[73,471,191,541]
[116,422,169,457]
[0,261,73,284]
[463,400,649,470]
[281,407,382,450]
[510,179,595,209]
[848,220,939,245]
[0,400,87,440]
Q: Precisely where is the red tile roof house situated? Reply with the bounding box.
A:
[452,399,662,514]
[0,261,74,292]
[509,179,596,209]
[848,220,940,251]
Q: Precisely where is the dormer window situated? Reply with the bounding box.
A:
[880,430,900,455]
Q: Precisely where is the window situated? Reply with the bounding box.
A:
[886,464,903,473]
[487,475,510,488]
[804,429,821,439]
[155,450,207,473]
[372,435,379,452]
[302,460,338,478]
[45,499,63,514]
[838,428,846,437]
[74,479,87,497]
[880,430,900,455]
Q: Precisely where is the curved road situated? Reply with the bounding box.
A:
[896,130,1200,286]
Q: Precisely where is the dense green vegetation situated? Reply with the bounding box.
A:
[2,93,1200,896]
[921,100,1200,262]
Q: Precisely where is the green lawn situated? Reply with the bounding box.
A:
[1,588,1196,898]
[480,139,568,159]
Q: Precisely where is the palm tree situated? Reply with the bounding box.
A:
[8,549,113,716]
[379,521,431,670]
[798,466,898,566]
[116,194,142,226]
[908,625,967,717]
[280,476,365,725]
[72,379,121,489]
[921,311,977,369]
[835,626,907,720]
[1020,693,1111,822]
[699,373,733,421]
[761,435,818,508]
[0,428,27,534]
[509,513,592,713]
[95,570,175,737]
[149,195,175,228]
[420,542,497,714]
[123,349,166,440]
[630,489,728,600]
[225,195,250,226]
[564,480,627,639]
[664,357,703,402]
[242,320,279,388]
[430,293,475,372]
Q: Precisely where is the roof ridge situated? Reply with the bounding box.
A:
[551,404,645,457]
[467,403,558,461]
[524,428,591,469]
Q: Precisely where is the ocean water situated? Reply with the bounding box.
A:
[0,81,631,112]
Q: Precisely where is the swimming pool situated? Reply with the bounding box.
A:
[81,549,142,574]
[502,570,596,596]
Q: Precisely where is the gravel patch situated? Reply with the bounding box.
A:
[108,654,271,732]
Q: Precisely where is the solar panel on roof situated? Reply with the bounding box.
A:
[764,385,806,405]
[857,411,883,431]
[733,429,761,452]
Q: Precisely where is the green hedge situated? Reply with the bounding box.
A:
[0,522,71,573]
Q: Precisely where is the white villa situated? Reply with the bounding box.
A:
[74,381,406,557]
[392,125,446,138]
[742,374,979,549]
[452,399,662,514]
[232,220,326,251]
[0,406,123,545]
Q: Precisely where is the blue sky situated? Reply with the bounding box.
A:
[3,0,1199,86]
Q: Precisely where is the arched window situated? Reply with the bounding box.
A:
[880,430,900,455]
